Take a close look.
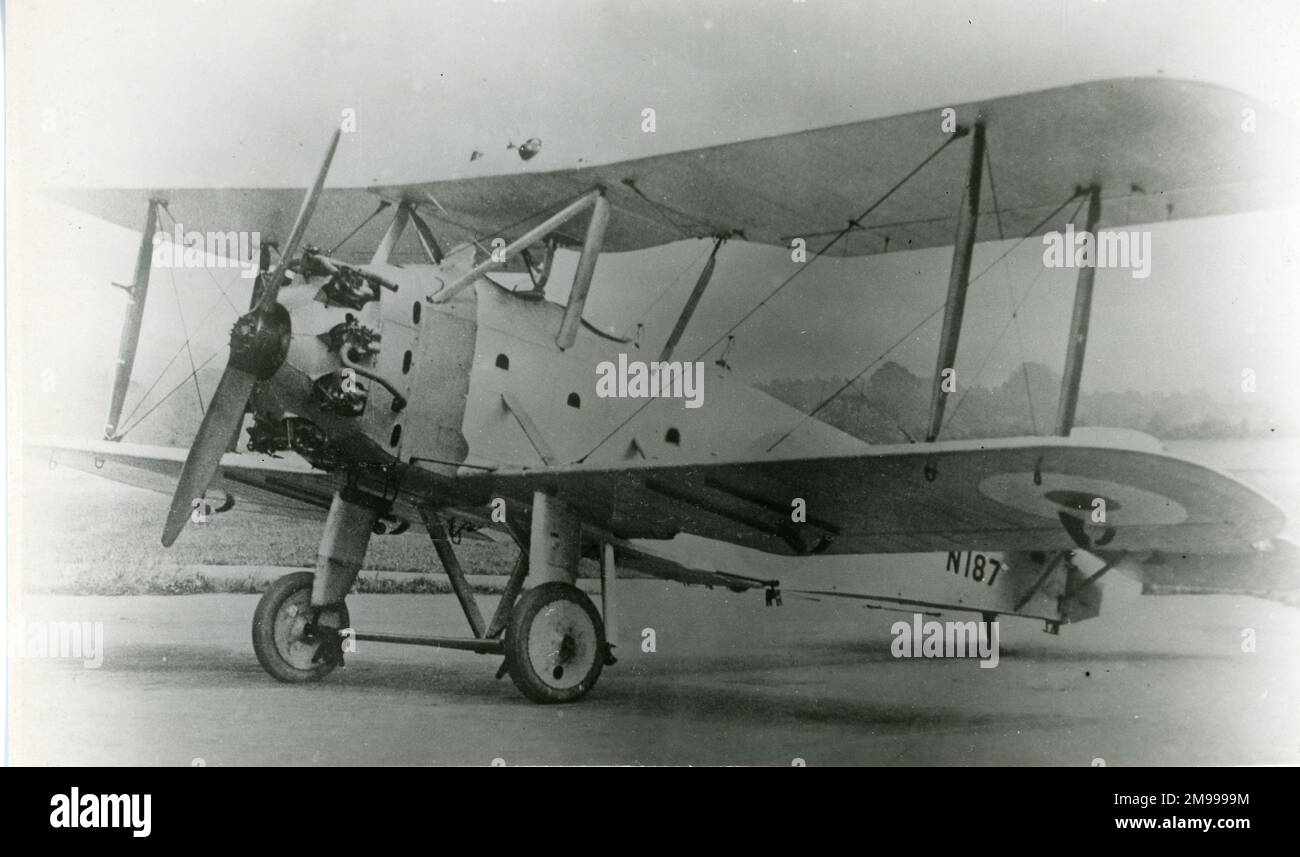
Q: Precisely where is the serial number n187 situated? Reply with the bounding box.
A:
[945,552,1002,586]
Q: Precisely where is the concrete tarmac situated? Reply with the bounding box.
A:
[9,575,1299,765]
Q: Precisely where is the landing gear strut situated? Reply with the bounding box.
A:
[248,488,616,703]
[253,489,376,684]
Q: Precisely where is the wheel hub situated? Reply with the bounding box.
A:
[527,601,597,692]
[273,590,344,671]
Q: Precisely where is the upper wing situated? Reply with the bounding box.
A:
[41,187,448,265]
[374,77,1296,257]
[446,436,1286,556]
[48,78,1296,261]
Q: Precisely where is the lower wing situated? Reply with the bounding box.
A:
[449,436,1286,557]
[32,435,1293,592]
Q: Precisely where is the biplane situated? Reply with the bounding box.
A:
[37,77,1300,702]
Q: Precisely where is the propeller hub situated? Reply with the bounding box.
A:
[228,303,292,380]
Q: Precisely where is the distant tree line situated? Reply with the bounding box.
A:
[759,362,1294,442]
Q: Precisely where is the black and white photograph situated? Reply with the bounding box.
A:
[4,0,1300,780]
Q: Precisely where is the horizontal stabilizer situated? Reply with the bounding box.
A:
[1117,537,1300,597]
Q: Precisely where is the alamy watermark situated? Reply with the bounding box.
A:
[891,613,999,668]
[152,224,261,278]
[10,615,104,668]
[1042,225,1151,279]
[50,788,150,837]
[595,354,705,409]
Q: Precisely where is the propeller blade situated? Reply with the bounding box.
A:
[163,132,336,545]
[161,366,257,546]
[249,241,274,311]
[258,127,343,310]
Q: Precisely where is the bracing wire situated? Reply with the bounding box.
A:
[938,194,1088,437]
[116,348,226,439]
[984,145,1039,435]
[116,207,246,432]
[692,133,967,363]
[576,132,968,463]
[763,186,1085,453]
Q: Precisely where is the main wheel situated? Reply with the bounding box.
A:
[504,582,606,703]
[252,571,350,683]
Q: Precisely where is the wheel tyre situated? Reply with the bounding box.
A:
[252,571,350,683]
[505,582,606,704]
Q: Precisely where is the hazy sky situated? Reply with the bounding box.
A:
[8,0,1300,431]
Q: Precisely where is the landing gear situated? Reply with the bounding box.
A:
[504,582,606,704]
[247,491,615,702]
[252,571,351,683]
[251,489,374,683]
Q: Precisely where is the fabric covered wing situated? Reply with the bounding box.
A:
[41,188,450,265]
[374,77,1296,257]
[448,438,1286,556]
[48,79,1295,261]
[37,438,338,521]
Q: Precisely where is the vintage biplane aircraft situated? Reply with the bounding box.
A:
[37,77,1300,702]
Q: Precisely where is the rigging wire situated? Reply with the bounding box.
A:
[984,145,1039,434]
[198,265,244,315]
[575,133,966,463]
[939,194,1087,437]
[762,186,1085,453]
[630,240,719,332]
[116,348,226,439]
[156,205,206,416]
[693,132,966,363]
[116,287,240,429]
[621,178,696,241]
[122,188,592,440]
[327,200,392,256]
[117,206,245,429]
[158,206,242,315]
[165,261,205,417]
